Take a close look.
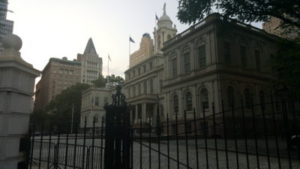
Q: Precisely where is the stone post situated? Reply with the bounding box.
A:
[0,34,40,169]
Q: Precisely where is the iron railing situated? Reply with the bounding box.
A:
[26,96,300,169]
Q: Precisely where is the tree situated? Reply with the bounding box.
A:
[31,83,90,131]
[92,74,125,87]
[106,74,125,85]
[177,0,300,28]
[272,39,300,96]
[91,74,106,87]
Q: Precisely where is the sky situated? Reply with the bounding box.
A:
[7,0,190,77]
[7,0,261,78]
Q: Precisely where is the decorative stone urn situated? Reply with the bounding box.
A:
[0,34,40,169]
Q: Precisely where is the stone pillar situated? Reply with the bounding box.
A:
[0,34,40,169]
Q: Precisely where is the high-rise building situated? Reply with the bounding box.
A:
[34,57,81,110]
[263,17,300,40]
[77,38,103,84]
[129,33,154,67]
[0,0,14,54]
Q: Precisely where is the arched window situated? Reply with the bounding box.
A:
[244,88,253,109]
[186,91,193,111]
[173,95,179,114]
[200,88,209,112]
[227,86,234,108]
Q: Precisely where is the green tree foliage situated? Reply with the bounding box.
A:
[92,74,125,87]
[177,0,300,28]
[106,74,125,85]
[272,39,300,96]
[91,74,106,87]
[31,83,90,131]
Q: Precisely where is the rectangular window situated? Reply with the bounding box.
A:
[143,81,147,94]
[138,83,141,95]
[224,42,231,64]
[171,57,177,77]
[255,50,261,71]
[150,79,153,94]
[198,45,206,68]
[183,52,191,73]
[240,46,247,68]
[95,97,99,106]
[149,62,153,70]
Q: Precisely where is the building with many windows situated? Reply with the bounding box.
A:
[163,13,279,122]
[77,38,103,84]
[80,87,112,128]
[125,12,281,135]
[124,3,177,125]
[34,38,103,110]
[0,0,14,54]
[34,57,81,110]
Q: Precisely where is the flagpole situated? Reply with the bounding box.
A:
[129,35,131,57]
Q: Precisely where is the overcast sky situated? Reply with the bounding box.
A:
[7,0,190,77]
[7,0,261,78]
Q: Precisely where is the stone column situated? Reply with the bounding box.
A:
[142,103,147,122]
[0,34,40,169]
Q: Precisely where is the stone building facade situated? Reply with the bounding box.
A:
[0,34,39,169]
[125,12,281,134]
[80,87,112,128]
[263,17,300,40]
[34,38,103,110]
[163,14,278,124]
[77,38,103,84]
[124,3,176,125]
[129,33,154,67]
[34,57,81,110]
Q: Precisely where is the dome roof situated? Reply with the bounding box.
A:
[159,14,171,21]
[1,34,22,51]
[143,33,151,38]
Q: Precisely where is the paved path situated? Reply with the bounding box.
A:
[30,137,300,169]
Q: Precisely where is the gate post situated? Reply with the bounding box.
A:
[104,85,132,169]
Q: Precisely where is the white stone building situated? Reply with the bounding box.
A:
[124,3,176,125]
[162,14,278,122]
[80,87,112,128]
[77,38,103,85]
[125,9,281,135]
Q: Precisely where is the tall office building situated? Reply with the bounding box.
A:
[77,38,103,85]
[0,0,14,54]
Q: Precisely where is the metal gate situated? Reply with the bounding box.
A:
[26,86,300,169]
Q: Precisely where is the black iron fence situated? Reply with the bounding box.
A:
[26,93,300,169]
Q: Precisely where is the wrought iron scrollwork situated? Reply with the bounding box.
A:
[112,85,126,106]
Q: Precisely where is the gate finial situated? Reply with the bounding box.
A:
[112,85,126,106]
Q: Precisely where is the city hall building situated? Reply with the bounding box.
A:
[125,10,280,133]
